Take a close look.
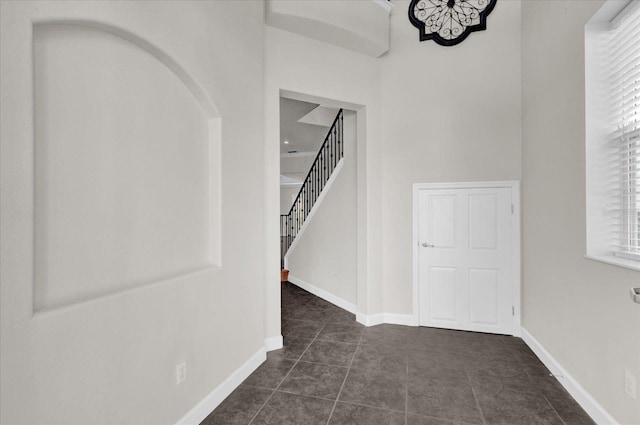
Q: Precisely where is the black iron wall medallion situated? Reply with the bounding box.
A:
[409,0,497,46]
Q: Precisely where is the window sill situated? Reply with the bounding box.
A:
[585,253,640,272]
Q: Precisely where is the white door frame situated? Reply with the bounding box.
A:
[412,180,521,336]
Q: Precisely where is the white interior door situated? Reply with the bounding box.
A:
[418,186,515,335]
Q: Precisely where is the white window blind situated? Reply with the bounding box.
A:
[607,1,640,258]
[585,0,640,270]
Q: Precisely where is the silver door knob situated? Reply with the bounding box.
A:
[422,243,434,248]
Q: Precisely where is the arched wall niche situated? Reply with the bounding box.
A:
[32,21,222,312]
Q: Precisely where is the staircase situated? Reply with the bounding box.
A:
[280,109,344,267]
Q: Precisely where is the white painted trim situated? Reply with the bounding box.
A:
[288,275,356,313]
[284,159,344,257]
[412,181,522,336]
[264,335,283,351]
[511,182,522,336]
[356,312,383,327]
[175,347,266,425]
[381,313,418,326]
[585,254,640,272]
[355,312,417,327]
[521,328,620,425]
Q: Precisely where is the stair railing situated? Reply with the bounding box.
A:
[280,109,344,266]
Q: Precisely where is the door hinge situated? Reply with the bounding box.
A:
[511,204,514,214]
[512,306,515,316]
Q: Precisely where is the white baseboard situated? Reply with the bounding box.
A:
[287,276,416,328]
[264,335,283,351]
[175,347,266,425]
[356,312,417,327]
[383,313,419,326]
[521,328,620,425]
[288,275,357,314]
[356,312,383,326]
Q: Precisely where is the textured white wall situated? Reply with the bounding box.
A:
[379,0,523,315]
[286,111,358,305]
[32,23,214,311]
[521,1,640,423]
[0,1,264,424]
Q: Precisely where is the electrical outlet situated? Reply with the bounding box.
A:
[176,362,187,385]
[625,370,637,400]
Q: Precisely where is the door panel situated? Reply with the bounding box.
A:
[418,186,514,335]
[469,194,498,250]
[469,268,499,325]
[429,195,457,248]
[429,267,457,321]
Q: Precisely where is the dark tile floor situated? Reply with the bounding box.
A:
[201,282,595,425]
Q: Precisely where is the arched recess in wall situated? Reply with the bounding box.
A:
[32,21,222,312]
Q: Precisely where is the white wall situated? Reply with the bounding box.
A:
[379,0,522,315]
[0,1,265,424]
[521,1,640,424]
[280,186,300,215]
[286,111,358,305]
[264,25,385,336]
[32,23,216,311]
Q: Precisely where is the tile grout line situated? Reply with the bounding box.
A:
[250,385,407,415]
[323,319,366,425]
[405,350,409,425]
[280,285,589,425]
[246,388,276,425]
[248,295,319,425]
[462,354,488,425]
[542,395,570,425]
[470,386,488,425]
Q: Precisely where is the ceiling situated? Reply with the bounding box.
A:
[279,97,331,155]
[280,97,340,185]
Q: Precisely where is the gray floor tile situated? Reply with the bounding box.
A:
[407,413,479,425]
[407,375,484,424]
[307,297,337,309]
[326,309,358,324]
[534,377,596,425]
[282,319,325,339]
[350,344,408,376]
[544,395,596,425]
[523,362,552,377]
[291,307,334,323]
[339,367,407,412]
[459,339,517,359]
[317,323,364,343]
[251,391,334,425]
[476,388,565,425]
[408,350,467,379]
[242,356,296,389]
[361,324,408,346]
[278,361,348,399]
[201,385,271,425]
[469,372,539,396]
[202,284,594,425]
[328,402,405,425]
[301,339,358,367]
[464,355,527,379]
[276,336,313,360]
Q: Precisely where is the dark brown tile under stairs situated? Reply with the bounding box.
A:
[201,282,595,425]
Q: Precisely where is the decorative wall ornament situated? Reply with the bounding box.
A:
[409,0,497,46]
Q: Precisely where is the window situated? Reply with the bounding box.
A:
[585,0,640,270]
